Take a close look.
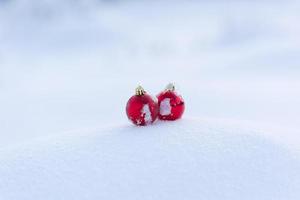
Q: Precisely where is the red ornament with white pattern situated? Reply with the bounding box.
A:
[126,86,158,126]
[157,83,185,121]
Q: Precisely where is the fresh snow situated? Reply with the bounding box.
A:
[160,98,172,116]
[0,118,299,200]
[0,0,300,148]
[0,0,300,199]
[142,104,152,125]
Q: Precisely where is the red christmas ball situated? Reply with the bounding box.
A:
[126,86,158,126]
[157,83,185,121]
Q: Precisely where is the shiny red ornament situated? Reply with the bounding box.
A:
[126,86,158,126]
[157,83,185,121]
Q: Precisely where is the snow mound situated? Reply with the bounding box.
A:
[0,119,299,200]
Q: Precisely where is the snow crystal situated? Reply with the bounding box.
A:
[160,98,171,116]
[136,119,142,125]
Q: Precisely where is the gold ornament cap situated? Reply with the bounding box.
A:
[165,83,175,92]
[135,85,146,96]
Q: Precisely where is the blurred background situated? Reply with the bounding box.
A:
[0,0,299,149]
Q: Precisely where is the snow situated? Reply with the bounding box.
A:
[0,0,300,199]
[142,104,152,125]
[0,0,300,148]
[0,118,299,200]
[160,98,172,116]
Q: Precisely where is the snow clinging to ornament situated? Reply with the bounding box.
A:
[126,86,159,126]
[157,83,185,121]
[126,84,185,126]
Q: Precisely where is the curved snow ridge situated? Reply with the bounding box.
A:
[0,118,270,158]
[0,118,299,200]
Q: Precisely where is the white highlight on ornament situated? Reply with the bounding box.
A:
[160,98,171,116]
[151,95,158,103]
[142,104,152,124]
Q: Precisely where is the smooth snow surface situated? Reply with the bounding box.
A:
[0,119,299,200]
[0,0,300,199]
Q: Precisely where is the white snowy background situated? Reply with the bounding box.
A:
[0,0,300,199]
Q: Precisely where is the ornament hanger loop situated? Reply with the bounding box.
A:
[165,83,175,92]
[135,85,146,96]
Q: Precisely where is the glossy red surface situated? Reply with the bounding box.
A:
[126,94,158,126]
[157,91,185,120]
